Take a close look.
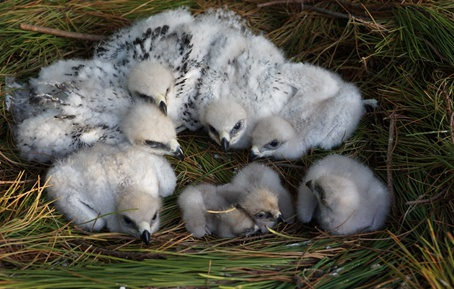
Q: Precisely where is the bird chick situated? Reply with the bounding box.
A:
[120,100,184,160]
[10,57,184,162]
[93,8,295,138]
[297,154,391,235]
[111,188,162,245]
[178,184,259,238]
[234,187,283,233]
[200,99,250,151]
[194,32,295,150]
[220,162,295,226]
[127,60,176,117]
[15,95,184,162]
[251,79,372,160]
[46,142,177,245]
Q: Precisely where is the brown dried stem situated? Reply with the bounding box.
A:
[386,111,397,214]
[19,23,107,41]
[72,239,166,261]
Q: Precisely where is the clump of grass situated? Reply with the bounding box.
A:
[1,0,453,287]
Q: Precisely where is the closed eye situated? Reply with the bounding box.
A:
[243,227,257,234]
[136,92,152,100]
[123,216,133,226]
[255,211,272,219]
[208,125,219,137]
[151,212,159,222]
[314,184,328,205]
[144,140,167,150]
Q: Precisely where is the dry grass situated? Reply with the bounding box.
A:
[1,0,453,288]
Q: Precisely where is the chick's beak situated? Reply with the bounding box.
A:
[138,221,152,246]
[305,180,314,191]
[159,101,167,116]
[175,146,184,161]
[155,93,167,116]
[141,230,151,246]
[250,146,261,161]
[169,139,184,161]
[277,214,284,223]
[219,131,230,152]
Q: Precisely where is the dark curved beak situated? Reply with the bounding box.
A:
[250,151,260,161]
[141,230,151,246]
[158,101,167,116]
[169,139,184,161]
[277,214,285,224]
[175,146,184,161]
[221,137,230,152]
[305,180,313,190]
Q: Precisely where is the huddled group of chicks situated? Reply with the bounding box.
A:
[6,7,391,245]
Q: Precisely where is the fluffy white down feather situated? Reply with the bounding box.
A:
[95,7,296,147]
[11,64,183,162]
[297,154,391,235]
[251,72,374,160]
[10,59,131,162]
[46,142,177,240]
[9,8,371,159]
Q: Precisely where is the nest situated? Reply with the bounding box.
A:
[0,0,453,288]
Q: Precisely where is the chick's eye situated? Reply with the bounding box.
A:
[265,139,280,150]
[243,227,256,235]
[255,212,267,219]
[151,212,159,222]
[123,216,133,225]
[208,125,219,136]
[233,121,242,131]
[314,184,327,203]
[144,140,159,148]
[145,140,166,150]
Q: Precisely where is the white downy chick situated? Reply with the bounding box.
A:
[297,154,391,235]
[200,99,250,151]
[195,32,295,150]
[93,8,207,132]
[46,142,177,245]
[13,77,183,162]
[10,58,183,162]
[120,100,184,160]
[127,60,176,118]
[251,71,374,160]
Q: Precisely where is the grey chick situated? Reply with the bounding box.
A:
[231,186,284,233]
[251,76,375,160]
[297,154,391,235]
[177,184,259,238]
[225,163,295,224]
[46,142,177,245]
